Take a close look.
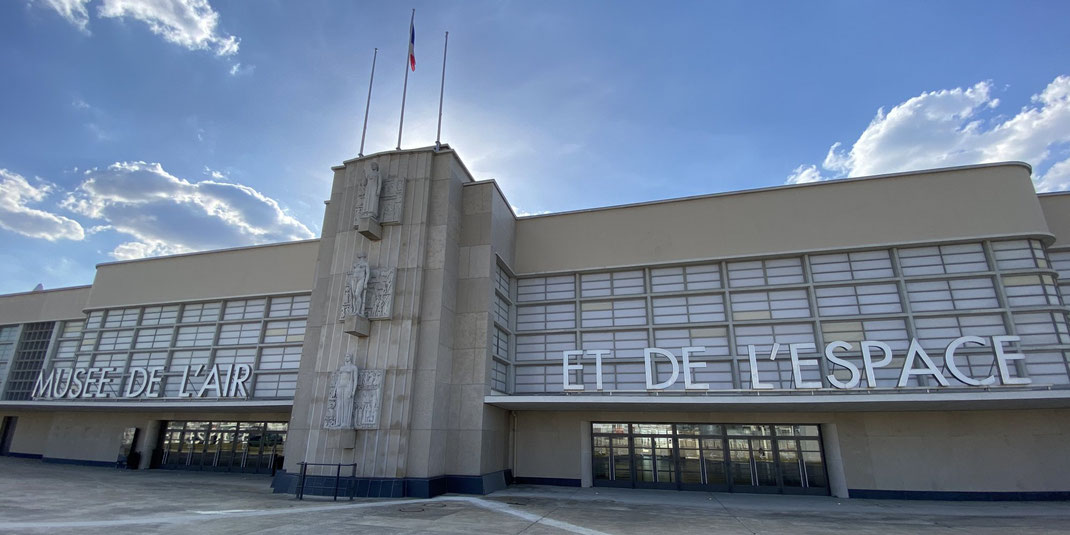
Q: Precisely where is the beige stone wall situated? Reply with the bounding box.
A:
[0,286,91,325]
[286,148,480,479]
[441,181,517,477]
[2,410,286,464]
[513,408,1070,494]
[1039,193,1070,248]
[514,163,1050,274]
[86,240,319,309]
[835,409,1070,492]
[1,411,53,455]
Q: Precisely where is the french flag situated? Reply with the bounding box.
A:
[408,21,416,71]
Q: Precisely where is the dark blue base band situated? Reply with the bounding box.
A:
[271,469,514,498]
[513,476,582,487]
[849,489,1070,501]
[3,452,44,460]
[42,457,116,468]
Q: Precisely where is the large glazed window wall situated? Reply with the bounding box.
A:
[508,239,1070,394]
[592,422,827,495]
[32,294,310,400]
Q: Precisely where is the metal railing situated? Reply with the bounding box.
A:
[295,462,358,501]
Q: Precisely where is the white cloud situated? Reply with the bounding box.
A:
[62,161,314,259]
[110,240,183,260]
[97,0,239,56]
[0,169,86,241]
[228,62,254,76]
[38,0,92,32]
[40,0,240,57]
[785,164,825,185]
[788,75,1070,192]
[510,204,550,217]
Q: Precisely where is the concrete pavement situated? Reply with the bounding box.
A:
[2,457,1069,534]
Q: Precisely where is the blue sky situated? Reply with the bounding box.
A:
[2,0,1070,294]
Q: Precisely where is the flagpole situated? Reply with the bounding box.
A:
[435,31,448,151]
[396,8,415,151]
[358,48,378,157]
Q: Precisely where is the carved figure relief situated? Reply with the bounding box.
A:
[323,354,360,429]
[353,369,384,430]
[339,254,370,320]
[366,268,396,320]
[359,162,382,220]
[353,165,406,228]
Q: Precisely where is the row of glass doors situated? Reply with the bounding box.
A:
[156,420,287,474]
[593,423,828,495]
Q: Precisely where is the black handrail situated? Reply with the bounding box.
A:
[295,462,359,501]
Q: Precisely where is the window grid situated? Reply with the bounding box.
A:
[263,320,305,344]
[650,264,722,293]
[580,270,645,297]
[809,250,895,282]
[53,293,310,401]
[727,257,805,288]
[492,262,516,393]
[103,308,140,328]
[512,239,1070,393]
[2,322,54,400]
[269,295,311,318]
[223,298,266,320]
[141,305,179,326]
[217,322,262,346]
[1051,249,1070,305]
[517,275,575,302]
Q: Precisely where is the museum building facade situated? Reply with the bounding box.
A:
[2,146,1070,500]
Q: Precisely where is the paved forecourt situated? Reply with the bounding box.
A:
[3,458,1070,534]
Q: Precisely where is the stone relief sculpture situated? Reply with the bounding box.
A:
[353,164,405,229]
[323,354,359,429]
[339,254,370,320]
[365,268,396,320]
[353,370,384,430]
[359,161,382,220]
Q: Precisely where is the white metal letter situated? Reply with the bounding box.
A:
[52,368,72,399]
[586,350,609,391]
[861,341,894,388]
[70,369,86,398]
[81,368,99,398]
[789,343,822,389]
[897,339,949,387]
[146,367,164,398]
[562,350,584,391]
[231,365,252,397]
[125,367,150,397]
[993,335,1031,385]
[32,369,55,399]
[747,345,773,390]
[824,341,860,389]
[96,367,115,398]
[681,346,710,390]
[178,365,193,397]
[645,348,680,390]
[944,336,995,386]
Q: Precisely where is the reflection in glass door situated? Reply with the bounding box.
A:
[156,420,287,474]
[728,437,779,493]
[591,422,828,495]
[631,424,675,489]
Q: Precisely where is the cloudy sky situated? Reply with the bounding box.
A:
[2,0,1070,294]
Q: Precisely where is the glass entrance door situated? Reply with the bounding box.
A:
[157,420,287,474]
[592,422,828,495]
[727,436,779,493]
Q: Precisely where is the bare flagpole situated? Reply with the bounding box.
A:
[435,31,449,151]
[396,8,415,150]
[358,48,378,157]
